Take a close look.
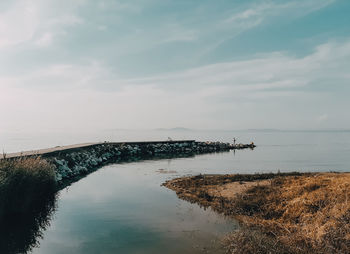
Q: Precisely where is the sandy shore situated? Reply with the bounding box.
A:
[164,172,350,253]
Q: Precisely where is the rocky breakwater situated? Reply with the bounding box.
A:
[44,141,238,184]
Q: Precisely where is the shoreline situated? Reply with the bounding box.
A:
[163,172,350,253]
[0,142,255,253]
[0,140,256,159]
[1,140,255,187]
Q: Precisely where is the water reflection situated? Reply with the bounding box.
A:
[31,158,237,254]
[58,151,230,190]
[0,193,58,254]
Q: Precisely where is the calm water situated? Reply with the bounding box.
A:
[30,159,239,254]
[1,129,350,171]
[1,130,350,253]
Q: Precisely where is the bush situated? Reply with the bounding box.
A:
[0,157,57,216]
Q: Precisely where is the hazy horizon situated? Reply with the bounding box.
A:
[1,0,350,132]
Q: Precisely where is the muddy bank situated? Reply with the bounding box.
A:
[163,172,350,253]
[163,172,304,215]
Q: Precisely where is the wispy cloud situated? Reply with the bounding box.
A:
[1,39,349,130]
[4,38,348,98]
[0,60,117,91]
[0,0,348,131]
[34,32,54,47]
[225,0,335,24]
[0,0,338,75]
[160,24,197,43]
[124,39,350,100]
[0,0,83,49]
[0,0,39,48]
[198,0,336,57]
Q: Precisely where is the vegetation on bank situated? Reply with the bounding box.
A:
[0,157,57,217]
[163,172,305,211]
[164,173,350,254]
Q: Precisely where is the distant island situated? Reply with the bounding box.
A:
[154,127,194,131]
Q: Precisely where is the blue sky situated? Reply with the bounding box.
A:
[0,0,349,131]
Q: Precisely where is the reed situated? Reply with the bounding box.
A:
[0,157,56,216]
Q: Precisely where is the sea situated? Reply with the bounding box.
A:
[0,129,349,253]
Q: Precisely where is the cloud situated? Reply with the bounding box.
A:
[0,0,337,75]
[0,0,39,48]
[4,38,348,102]
[125,39,350,100]
[0,0,83,49]
[34,33,54,47]
[199,0,336,54]
[225,0,335,24]
[40,0,333,63]
[318,114,329,122]
[1,38,348,130]
[160,24,197,43]
[0,0,347,131]
[0,60,118,91]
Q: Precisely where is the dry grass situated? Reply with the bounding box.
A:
[164,173,350,253]
[228,173,350,254]
[163,172,305,214]
[223,228,293,254]
[0,157,56,216]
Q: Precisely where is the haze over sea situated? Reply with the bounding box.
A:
[1,129,349,172]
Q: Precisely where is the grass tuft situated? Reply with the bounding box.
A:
[0,157,57,216]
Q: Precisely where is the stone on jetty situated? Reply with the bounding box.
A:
[3,140,254,185]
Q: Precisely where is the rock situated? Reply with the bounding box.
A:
[51,140,248,183]
[73,166,88,174]
[55,173,63,182]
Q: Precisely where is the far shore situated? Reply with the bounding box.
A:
[163,172,350,254]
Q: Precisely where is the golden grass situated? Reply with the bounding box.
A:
[163,172,304,214]
[164,173,350,253]
[228,173,350,253]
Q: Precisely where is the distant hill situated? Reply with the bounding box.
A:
[155,127,193,131]
[246,129,283,132]
[246,129,350,133]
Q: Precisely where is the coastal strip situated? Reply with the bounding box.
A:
[163,172,350,254]
[1,140,255,185]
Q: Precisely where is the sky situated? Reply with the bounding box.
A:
[0,0,349,132]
